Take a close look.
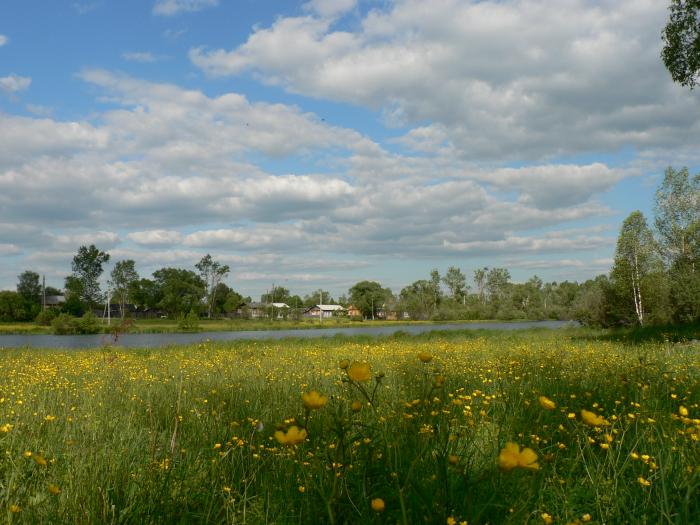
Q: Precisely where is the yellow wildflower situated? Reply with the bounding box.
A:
[0,423,12,433]
[371,498,385,512]
[418,351,433,363]
[33,454,48,467]
[10,504,21,513]
[539,396,556,410]
[48,484,61,495]
[638,476,651,487]
[580,409,609,427]
[347,362,371,382]
[679,406,689,417]
[447,518,457,525]
[581,514,592,522]
[541,513,553,524]
[351,401,362,412]
[274,425,307,446]
[302,390,328,410]
[498,442,539,471]
[298,486,305,493]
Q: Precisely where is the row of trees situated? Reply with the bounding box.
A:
[2,167,696,326]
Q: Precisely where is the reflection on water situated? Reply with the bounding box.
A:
[0,320,576,349]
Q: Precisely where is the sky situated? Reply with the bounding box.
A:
[1,0,699,299]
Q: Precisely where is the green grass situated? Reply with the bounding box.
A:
[0,328,698,523]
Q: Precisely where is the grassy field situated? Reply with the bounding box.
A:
[0,318,512,336]
[0,328,698,524]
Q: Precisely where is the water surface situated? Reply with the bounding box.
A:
[0,320,575,349]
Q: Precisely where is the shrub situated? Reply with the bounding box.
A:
[77,311,101,334]
[177,310,200,331]
[35,308,59,326]
[51,313,79,335]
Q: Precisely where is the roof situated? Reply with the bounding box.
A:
[311,304,346,311]
[45,295,66,305]
[271,302,289,308]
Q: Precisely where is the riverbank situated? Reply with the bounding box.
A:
[0,317,552,335]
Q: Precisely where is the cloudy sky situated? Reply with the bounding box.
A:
[1,0,698,298]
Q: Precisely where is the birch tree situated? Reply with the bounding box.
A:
[611,211,660,325]
[195,254,230,319]
[109,260,139,318]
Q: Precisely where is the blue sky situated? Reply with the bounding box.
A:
[1,0,699,299]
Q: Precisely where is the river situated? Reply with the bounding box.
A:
[0,320,577,349]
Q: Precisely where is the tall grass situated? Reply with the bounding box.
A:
[0,330,698,523]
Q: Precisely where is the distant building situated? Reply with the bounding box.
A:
[43,295,66,309]
[304,304,346,319]
[346,304,361,317]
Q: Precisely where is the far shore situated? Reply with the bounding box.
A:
[0,317,558,335]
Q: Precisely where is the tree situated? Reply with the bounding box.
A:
[261,286,291,304]
[486,268,511,302]
[398,280,434,320]
[611,211,661,325]
[662,0,700,89]
[109,260,139,318]
[654,167,700,263]
[0,291,30,321]
[442,266,468,302]
[303,289,334,308]
[152,268,206,317]
[17,270,41,303]
[349,281,391,319]
[473,267,488,303]
[70,244,110,307]
[129,278,162,311]
[195,254,230,319]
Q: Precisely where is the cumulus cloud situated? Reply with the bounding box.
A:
[0,68,631,293]
[0,74,31,94]
[303,0,357,19]
[0,35,8,47]
[153,0,218,16]
[190,0,700,161]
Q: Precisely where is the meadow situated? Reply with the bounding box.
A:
[0,328,698,524]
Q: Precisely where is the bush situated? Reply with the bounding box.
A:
[77,312,101,334]
[51,313,79,335]
[35,308,59,326]
[177,310,200,331]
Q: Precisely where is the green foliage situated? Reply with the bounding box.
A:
[16,270,41,303]
[177,309,201,331]
[153,268,205,317]
[349,281,392,319]
[0,291,30,322]
[110,259,139,318]
[662,0,700,88]
[70,244,110,306]
[50,313,78,335]
[35,308,59,326]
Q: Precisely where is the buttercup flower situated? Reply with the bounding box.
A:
[371,498,385,512]
[348,362,371,382]
[581,409,609,426]
[302,390,328,410]
[418,351,433,363]
[274,426,307,446]
[498,442,539,471]
[539,396,556,410]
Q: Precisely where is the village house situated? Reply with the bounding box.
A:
[303,304,346,319]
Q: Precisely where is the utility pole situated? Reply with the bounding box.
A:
[320,290,323,324]
[42,275,46,310]
[107,290,111,326]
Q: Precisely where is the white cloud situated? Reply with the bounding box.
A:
[303,0,357,19]
[128,230,184,246]
[153,0,218,16]
[0,74,31,94]
[190,0,700,161]
[0,35,8,47]
[122,51,158,63]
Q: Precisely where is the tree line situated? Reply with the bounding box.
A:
[1,167,697,328]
